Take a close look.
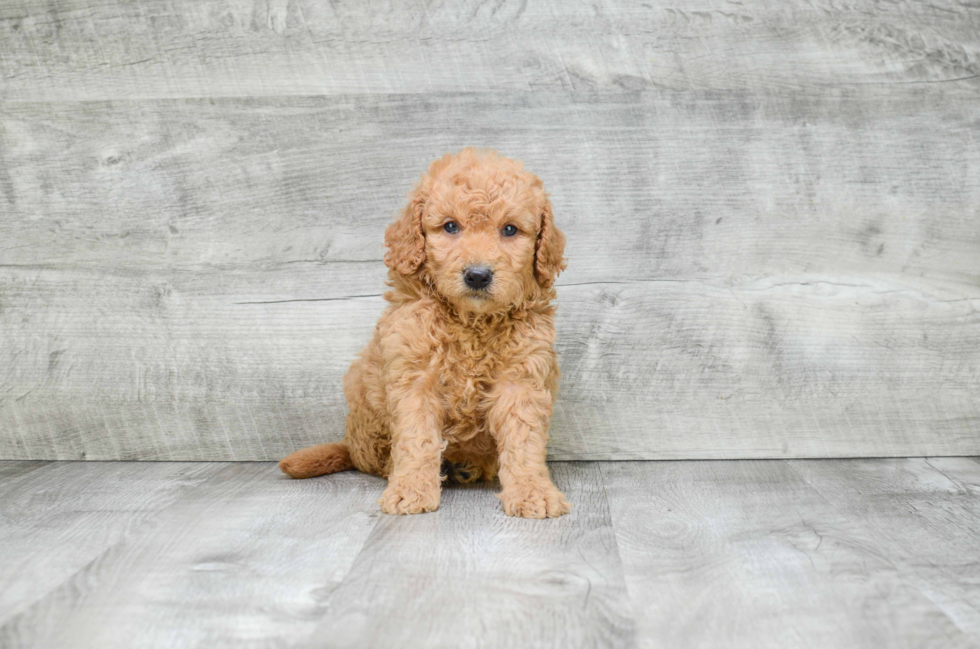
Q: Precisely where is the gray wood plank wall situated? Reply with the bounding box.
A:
[1,0,978,460]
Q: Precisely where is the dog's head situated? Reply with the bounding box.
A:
[384,148,565,314]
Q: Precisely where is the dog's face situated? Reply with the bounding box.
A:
[421,173,543,314]
[384,149,566,314]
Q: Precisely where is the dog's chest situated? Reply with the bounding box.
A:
[436,332,511,431]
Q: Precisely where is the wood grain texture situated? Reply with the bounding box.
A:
[600,460,975,648]
[0,463,383,648]
[2,459,979,647]
[0,461,222,624]
[790,457,980,639]
[0,462,637,648]
[2,269,976,461]
[1,0,977,101]
[3,92,979,282]
[0,460,47,481]
[307,462,636,649]
[1,90,978,460]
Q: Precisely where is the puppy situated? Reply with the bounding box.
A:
[279,148,569,518]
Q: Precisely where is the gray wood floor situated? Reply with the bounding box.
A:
[1,459,978,648]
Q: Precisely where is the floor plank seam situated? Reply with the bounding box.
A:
[595,462,643,648]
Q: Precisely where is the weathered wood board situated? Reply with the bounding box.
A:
[1,0,977,100]
[1,1,978,460]
[790,457,980,637]
[600,460,974,648]
[309,463,635,648]
[0,463,382,647]
[0,461,223,624]
[2,458,979,647]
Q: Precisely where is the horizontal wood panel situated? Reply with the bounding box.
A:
[1,265,977,460]
[2,51,978,460]
[3,91,978,285]
[1,0,978,101]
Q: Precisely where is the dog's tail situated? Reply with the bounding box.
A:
[279,441,354,479]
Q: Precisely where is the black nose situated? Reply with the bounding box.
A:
[463,266,494,290]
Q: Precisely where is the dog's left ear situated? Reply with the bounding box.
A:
[534,198,567,288]
[384,181,428,275]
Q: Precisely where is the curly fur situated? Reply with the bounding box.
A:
[280,148,569,518]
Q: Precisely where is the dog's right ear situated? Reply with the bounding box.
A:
[384,181,428,275]
[385,154,455,275]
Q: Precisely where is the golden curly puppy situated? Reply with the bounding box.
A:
[279,148,569,518]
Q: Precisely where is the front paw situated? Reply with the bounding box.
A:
[499,481,571,519]
[378,478,441,515]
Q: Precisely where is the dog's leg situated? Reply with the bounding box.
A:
[488,382,570,518]
[378,386,444,515]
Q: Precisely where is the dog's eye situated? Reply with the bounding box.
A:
[501,224,518,237]
[443,221,459,234]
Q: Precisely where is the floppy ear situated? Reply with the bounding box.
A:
[534,198,566,288]
[384,182,427,275]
